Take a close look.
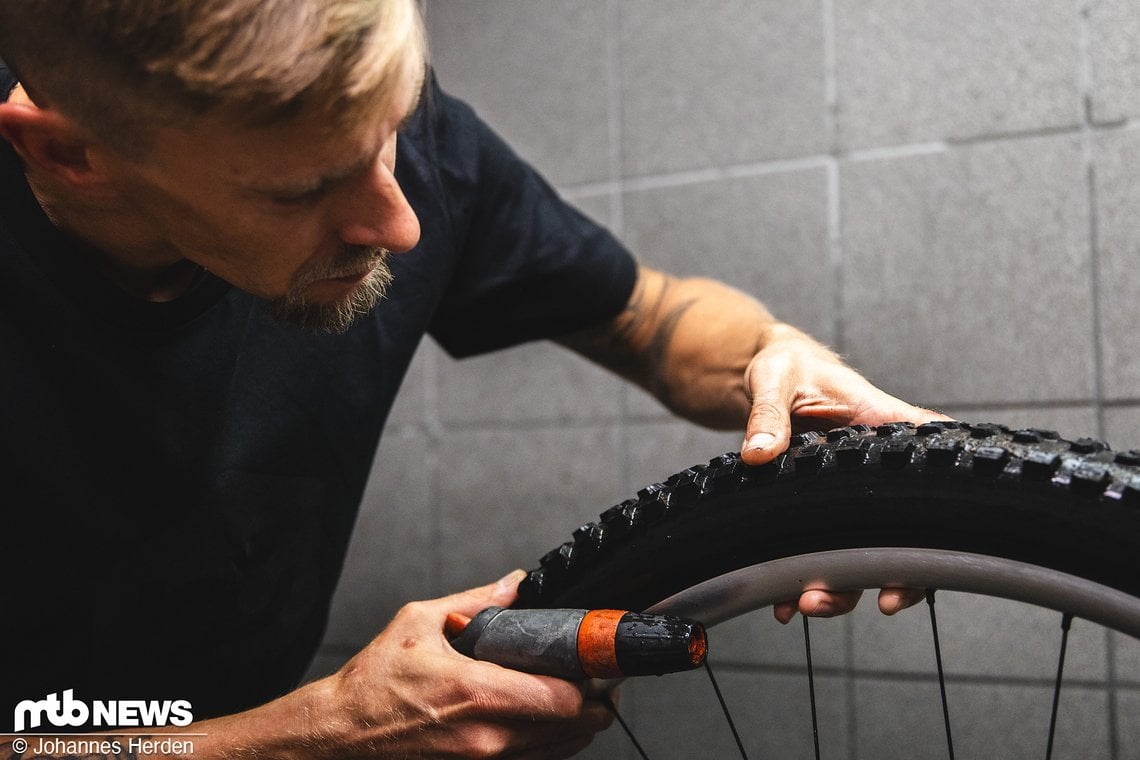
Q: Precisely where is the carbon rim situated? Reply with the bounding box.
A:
[642,547,1140,639]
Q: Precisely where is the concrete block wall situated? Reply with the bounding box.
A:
[309,1,1140,757]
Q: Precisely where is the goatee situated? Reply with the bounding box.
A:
[266,245,394,333]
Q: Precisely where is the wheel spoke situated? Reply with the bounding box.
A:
[927,589,956,760]
[803,615,822,760]
[601,691,652,760]
[704,659,750,759]
[1044,613,1073,760]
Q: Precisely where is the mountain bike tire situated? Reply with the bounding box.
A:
[514,421,1140,637]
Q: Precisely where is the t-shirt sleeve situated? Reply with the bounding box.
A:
[421,80,638,358]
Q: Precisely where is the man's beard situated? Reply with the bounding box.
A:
[266,245,394,333]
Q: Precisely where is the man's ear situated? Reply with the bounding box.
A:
[0,98,110,190]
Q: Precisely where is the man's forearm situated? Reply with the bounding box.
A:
[559,266,787,429]
[558,263,931,447]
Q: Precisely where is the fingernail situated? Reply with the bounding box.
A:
[745,433,776,451]
[497,569,527,592]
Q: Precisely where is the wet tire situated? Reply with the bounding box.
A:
[515,421,1140,635]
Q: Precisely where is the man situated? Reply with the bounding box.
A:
[0,0,940,756]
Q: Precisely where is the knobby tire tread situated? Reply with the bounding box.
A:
[514,421,1140,615]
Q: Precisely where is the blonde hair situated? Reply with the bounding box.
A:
[0,0,427,157]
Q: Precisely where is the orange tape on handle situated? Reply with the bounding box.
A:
[576,609,625,679]
[444,612,472,639]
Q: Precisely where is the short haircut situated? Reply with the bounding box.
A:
[0,0,427,158]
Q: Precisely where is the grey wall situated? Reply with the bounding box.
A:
[309,1,1140,757]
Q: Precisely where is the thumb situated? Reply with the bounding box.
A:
[865,395,954,427]
[434,569,528,618]
[741,389,792,466]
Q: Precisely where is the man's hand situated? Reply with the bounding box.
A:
[739,323,947,465]
[737,323,947,623]
[321,571,612,758]
[559,265,949,626]
[741,324,949,623]
[186,572,611,760]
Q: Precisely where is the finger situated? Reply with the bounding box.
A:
[450,715,601,760]
[494,695,613,757]
[581,694,616,732]
[798,589,864,618]
[741,359,796,466]
[459,661,591,721]
[773,599,799,624]
[447,720,582,760]
[867,401,953,428]
[878,587,926,615]
[584,680,618,701]
[845,385,954,429]
[488,568,527,607]
[425,569,528,620]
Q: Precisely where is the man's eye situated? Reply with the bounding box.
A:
[271,186,326,206]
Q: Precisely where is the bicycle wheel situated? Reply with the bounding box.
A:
[514,421,1140,637]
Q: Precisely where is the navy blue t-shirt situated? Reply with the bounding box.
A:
[0,67,636,727]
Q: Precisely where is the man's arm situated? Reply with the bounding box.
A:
[558,265,948,621]
[2,573,609,760]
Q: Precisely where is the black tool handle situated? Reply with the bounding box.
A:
[447,607,707,680]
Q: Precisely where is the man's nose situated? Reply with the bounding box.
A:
[337,160,421,253]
